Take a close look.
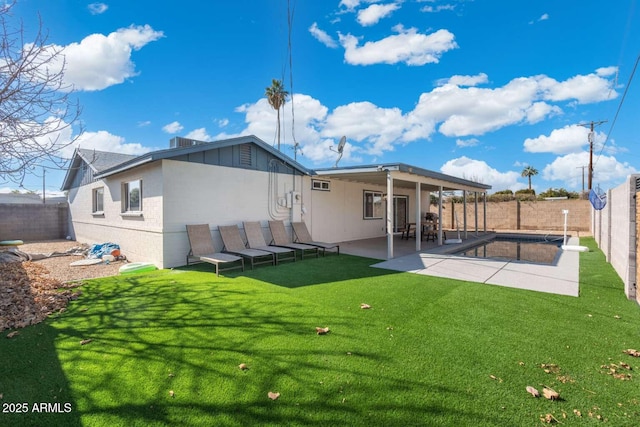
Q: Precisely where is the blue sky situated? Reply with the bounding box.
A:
[4,0,639,196]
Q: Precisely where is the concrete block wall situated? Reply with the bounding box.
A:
[593,175,638,301]
[438,199,590,232]
[0,203,69,241]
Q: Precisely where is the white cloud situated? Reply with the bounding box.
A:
[61,130,151,159]
[438,73,488,87]
[357,3,400,26]
[309,22,338,48]
[421,4,456,13]
[218,118,229,127]
[537,72,617,104]
[542,152,637,190]
[440,156,522,192]
[523,125,602,154]
[185,128,213,142]
[339,25,457,66]
[43,25,164,91]
[88,3,108,15]
[456,138,479,148]
[162,121,184,134]
[539,13,549,21]
[216,69,618,165]
[137,120,151,127]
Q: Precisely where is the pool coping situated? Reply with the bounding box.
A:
[371,235,580,297]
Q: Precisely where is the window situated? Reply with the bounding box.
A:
[123,179,142,212]
[311,179,330,191]
[92,187,104,213]
[363,190,383,219]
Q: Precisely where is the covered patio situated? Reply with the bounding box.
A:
[314,163,492,259]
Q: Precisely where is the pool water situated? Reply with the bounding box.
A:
[454,236,562,265]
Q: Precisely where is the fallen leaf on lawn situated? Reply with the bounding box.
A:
[80,339,92,345]
[168,373,175,378]
[518,361,525,366]
[360,303,371,309]
[268,391,280,400]
[543,387,559,401]
[0,393,3,399]
[169,390,174,397]
[619,362,632,370]
[6,331,19,338]
[526,386,540,397]
[540,413,558,424]
[541,363,560,374]
[573,409,582,417]
[238,363,249,371]
[316,327,330,335]
[623,349,640,357]
[489,375,502,382]
[614,315,621,319]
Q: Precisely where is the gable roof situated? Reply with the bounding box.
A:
[92,135,313,179]
[60,148,138,190]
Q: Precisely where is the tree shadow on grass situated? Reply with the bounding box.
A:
[43,272,504,426]
[178,254,400,288]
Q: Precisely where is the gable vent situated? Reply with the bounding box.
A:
[239,144,252,166]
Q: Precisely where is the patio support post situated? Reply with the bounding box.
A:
[483,192,487,233]
[474,192,479,236]
[415,181,421,251]
[438,186,443,245]
[463,191,468,239]
[386,170,394,259]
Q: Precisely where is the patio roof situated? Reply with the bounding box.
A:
[315,163,491,260]
[313,163,491,193]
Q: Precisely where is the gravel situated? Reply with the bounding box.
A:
[1,240,127,332]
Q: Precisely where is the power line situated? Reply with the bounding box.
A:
[594,53,639,166]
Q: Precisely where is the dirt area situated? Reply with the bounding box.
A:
[1,240,127,332]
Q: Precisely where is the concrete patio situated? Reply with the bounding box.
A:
[338,232,581,297]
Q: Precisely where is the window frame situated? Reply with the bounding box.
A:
[92,187,104,214]
[311,179,330,191]
[363,190,384,220]
[122,179,142,213]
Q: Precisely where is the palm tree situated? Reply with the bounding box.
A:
[521,166,539,191]
[265,79,289,151]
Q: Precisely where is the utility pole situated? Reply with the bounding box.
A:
[42,167,46,204]
[578,120,607,190]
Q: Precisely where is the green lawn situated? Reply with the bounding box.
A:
[2,237,639,426]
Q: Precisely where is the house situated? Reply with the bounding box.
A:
[61,135,491,268]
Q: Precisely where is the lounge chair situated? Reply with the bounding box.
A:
[218,225,275,269]
[268,220,319,259]
[291,222,339,256]
[186,224,244,276]
[243,221,296,264]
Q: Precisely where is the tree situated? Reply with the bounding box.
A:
[0,1,82,185]
[265,79,288,151]
[521,166,538,191]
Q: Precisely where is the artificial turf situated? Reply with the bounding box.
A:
[1,237,639,426]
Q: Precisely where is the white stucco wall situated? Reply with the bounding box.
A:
[300,176,427,244]
[161,160,303,268]
[67,162,164,267]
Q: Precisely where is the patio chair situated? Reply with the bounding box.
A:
[218,225,275,269]
[268,220,319,259]
[186,224,244,276]
[291,222,339,256]
[401,223,416,240]
[423,213,446,242]
[243,221,296,264]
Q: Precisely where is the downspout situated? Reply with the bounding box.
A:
[415,181,421,251]
[483,192,487,233]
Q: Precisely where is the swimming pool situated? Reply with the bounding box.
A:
[453,234,563,265]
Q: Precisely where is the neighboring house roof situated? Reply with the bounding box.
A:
[93,135,313,179]
[314,163,492,192]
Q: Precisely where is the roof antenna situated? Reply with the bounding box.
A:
[329,136,346,168]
